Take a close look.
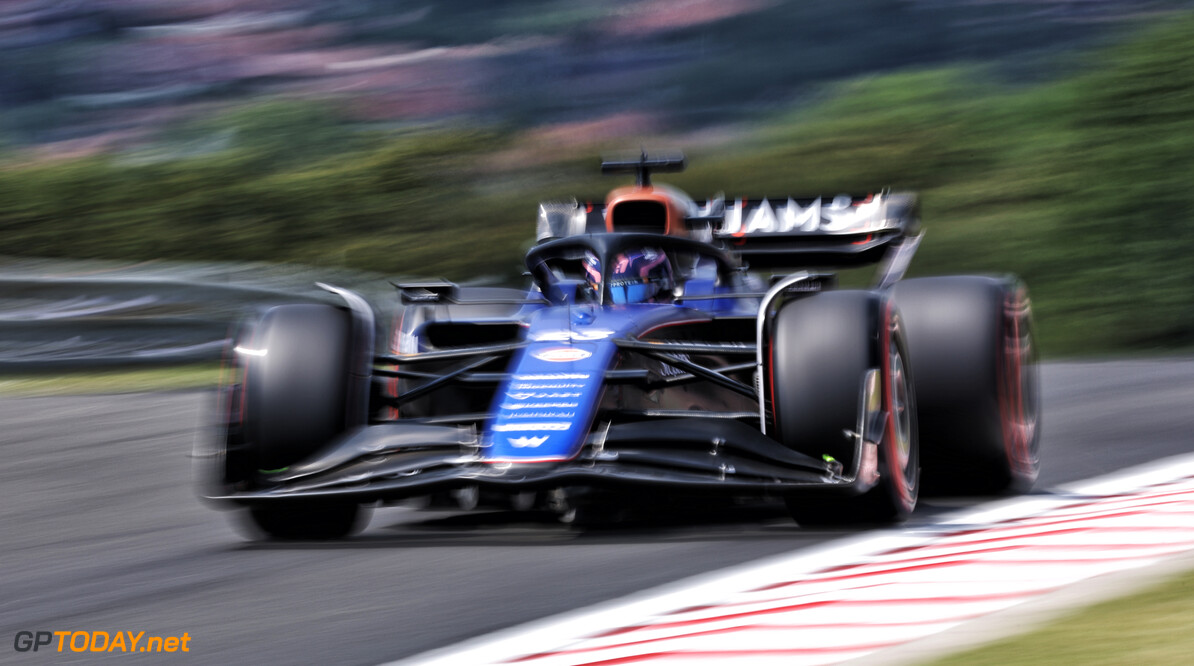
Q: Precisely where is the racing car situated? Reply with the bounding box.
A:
[202,153,1040,539]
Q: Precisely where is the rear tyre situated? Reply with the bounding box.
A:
[892,276,1040,495]
[238,304,367,539]
[769,291,919,525]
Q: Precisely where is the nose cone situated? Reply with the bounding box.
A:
[483,309,622,463]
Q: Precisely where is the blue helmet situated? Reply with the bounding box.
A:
[608,248,674,304]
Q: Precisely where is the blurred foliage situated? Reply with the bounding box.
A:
[0,102,521,277]
[667,14,1194,354]
[3,14,1194,355]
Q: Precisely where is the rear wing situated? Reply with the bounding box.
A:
[538,192,920,269]
[711,192,920,270]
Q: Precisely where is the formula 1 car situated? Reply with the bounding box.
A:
[202,154,1040,539]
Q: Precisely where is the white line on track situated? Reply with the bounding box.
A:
[388,453,1194,666]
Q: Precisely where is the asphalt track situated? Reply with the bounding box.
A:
[3,359,1192,665]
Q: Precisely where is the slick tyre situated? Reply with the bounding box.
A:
[892,276,1040,494]
[769,291,919,525]
[245,502,365,541]
[239,304,365,539]
[243,304,353,470]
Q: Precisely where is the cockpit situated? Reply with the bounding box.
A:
[526,233,735,307]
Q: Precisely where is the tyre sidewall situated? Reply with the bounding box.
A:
[242,304,353,472]
[771,291,919,523]
[892,276,1040,493]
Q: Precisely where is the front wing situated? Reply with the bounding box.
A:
[204,418,877,504]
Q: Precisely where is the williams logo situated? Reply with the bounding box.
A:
[530,329,614,342]
[508,436,549,448]
[531,347,593,363]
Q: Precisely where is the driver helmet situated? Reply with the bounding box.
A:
[609,248,674,304]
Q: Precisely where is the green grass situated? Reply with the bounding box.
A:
[0,364,221,397]
[930,566,1194,665]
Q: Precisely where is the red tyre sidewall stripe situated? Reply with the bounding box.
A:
[999,288,1030,475]
[1015,287,1035,473]
[218,323,240,427]
[883,300,914,509]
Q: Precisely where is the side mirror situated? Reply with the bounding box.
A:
[394,281,459,305]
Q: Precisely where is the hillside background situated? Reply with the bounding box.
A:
[3,0,1194,354]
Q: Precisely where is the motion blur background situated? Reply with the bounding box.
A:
[3,0,1194,363]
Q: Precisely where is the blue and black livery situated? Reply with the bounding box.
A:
[203,154,1041,539]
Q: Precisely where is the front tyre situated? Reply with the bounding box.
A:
[236,304,368,539]
[245,502,365,541]
[769,291,919,525]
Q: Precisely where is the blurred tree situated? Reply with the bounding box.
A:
[1052,14,1194,348]
[4,12,1194,354]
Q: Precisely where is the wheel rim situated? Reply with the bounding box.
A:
[1017,326,1040,459]
[883,312,917,510]
[889,341,913,472]
[1002,290,1040,480]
